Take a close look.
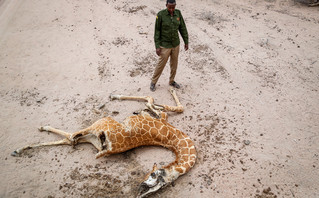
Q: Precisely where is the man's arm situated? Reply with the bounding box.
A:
[179,12,188,50]
[154,13,162,55]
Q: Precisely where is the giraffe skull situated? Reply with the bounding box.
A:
[137,169,167,198]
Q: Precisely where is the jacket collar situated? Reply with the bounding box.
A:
[165,9,176,16]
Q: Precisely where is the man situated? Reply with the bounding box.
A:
[150,0,189,92]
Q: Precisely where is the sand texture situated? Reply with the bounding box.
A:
[0,0,318,197]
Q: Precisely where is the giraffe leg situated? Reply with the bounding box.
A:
[40,125,93,143]
[11,138,72,156]
[69,128,92,141]
[110,94,151,103]
[39,126,92,143]
[11,133,106,157]
[156,88,184,113]
[39,126,72,139]
[11,126,98,157]
[110,94,162,117]
[169,88,182,108]
[110,89,184,115]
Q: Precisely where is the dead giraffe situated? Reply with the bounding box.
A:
[11,88,197,198]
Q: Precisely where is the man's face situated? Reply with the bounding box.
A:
[166,3,176,15]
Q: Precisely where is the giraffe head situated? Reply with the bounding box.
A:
[136,163,168,198]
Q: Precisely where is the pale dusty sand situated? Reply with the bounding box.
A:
[0,0,318,197]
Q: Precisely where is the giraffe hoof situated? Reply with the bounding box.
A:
[38,127,45,132]
[109,94,115,100]
[110,94,121,100]
[11,150,20,157]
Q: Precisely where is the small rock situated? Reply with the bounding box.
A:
[98,104,105,109]
[244,140,250,145]
[93,109,101,114]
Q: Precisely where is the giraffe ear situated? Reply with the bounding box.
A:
[152,163,158,171]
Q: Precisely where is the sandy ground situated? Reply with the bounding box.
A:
[0,0,318,197]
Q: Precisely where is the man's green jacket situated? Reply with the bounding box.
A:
[154,9,188,49]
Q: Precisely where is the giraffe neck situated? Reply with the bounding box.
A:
[132,115,197,176]
[99,115,197,177]
[136,132,196,198]
[163,129,197,180]
[140,121,197,183]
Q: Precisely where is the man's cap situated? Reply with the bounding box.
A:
[167,0,176,4]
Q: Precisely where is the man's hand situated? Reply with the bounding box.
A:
[156,48,161,56]
[185,44,189,51]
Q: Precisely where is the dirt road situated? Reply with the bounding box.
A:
[0,0,318,197]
